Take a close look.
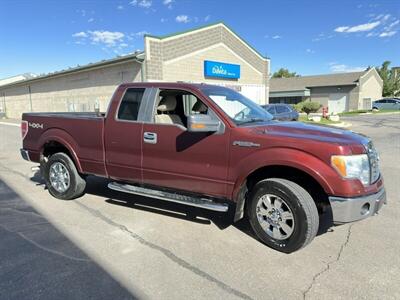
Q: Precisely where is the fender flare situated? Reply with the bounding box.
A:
[232,148,337,222]
[39,128,83,173]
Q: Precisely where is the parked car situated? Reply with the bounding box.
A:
[372,98,400,110]
[20,83,385,253]
[261,104,299,121]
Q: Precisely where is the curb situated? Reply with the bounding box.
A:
[330,122,352,128]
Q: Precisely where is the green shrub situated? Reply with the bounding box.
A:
[293,102,304,112]
[302,101,321,115]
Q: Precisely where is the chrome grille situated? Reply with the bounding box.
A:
[366,141,380,184]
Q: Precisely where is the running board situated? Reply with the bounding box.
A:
[108,182,229,213]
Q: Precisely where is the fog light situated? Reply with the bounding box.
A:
[361,203,370,215]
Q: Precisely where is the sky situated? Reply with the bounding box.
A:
[0,0,399,79]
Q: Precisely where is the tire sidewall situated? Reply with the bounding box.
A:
[248,180,309,253]
[44,153,80,200]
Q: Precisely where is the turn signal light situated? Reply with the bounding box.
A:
[191,123,205,129]
[331,156,347,177]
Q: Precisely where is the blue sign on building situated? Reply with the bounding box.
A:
[204,60,240,79]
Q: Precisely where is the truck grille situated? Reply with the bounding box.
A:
[366,141,380,184]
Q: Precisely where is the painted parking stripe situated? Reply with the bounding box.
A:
[0,122,20,127]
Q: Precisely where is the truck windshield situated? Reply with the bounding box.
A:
[199,86,273,125]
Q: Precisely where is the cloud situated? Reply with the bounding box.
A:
[88,18,94,23]
[379,31,397,37]
[384,19,399,30]
[160,18,167,23]
[72,31,88,38]
[204,15,210,22]
[306,49,315,54]
[130,0,152,8]
[89,31,125,46]
[312,33,334,42]
[117,5,124,10]
[163,0,173,8]
[176,15,190,23]
[329,63,365,73]
[334,21,380,33]
[272,35,282,39]
[77,9,86,17]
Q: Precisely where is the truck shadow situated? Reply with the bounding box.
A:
[31,173,335,243]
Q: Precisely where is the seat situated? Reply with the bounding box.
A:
[192,101,208,114]
[155,96,184,126]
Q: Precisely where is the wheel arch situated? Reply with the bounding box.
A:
[233,163,333,222]
[39,129,82,173]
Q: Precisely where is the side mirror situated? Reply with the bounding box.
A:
[187,114,221,132]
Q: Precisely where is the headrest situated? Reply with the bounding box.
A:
[192,101,207,113]
[158,96,177,112]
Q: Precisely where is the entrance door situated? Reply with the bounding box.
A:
[141,89,230,198]
[328,93,347,114]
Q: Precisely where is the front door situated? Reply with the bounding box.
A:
[141,89,230,198]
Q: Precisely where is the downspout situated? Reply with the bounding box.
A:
[133,58,145,82]
[28,85,33,112]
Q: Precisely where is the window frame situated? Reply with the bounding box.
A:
[115,87,149,123]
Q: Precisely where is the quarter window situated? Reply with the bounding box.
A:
[117,88,145,121]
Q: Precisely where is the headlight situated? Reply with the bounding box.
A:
[331,154,370,185]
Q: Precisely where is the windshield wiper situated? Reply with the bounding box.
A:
[237,118,267,125]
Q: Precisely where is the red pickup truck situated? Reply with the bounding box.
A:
[21,82,386,253]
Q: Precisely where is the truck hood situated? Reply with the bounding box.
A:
[249,121,369,146]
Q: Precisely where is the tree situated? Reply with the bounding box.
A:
[300,101,321,116]
[272,68,300,78]
[376,61,400,97]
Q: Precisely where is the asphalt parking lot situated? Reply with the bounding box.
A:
[0,113,399,300]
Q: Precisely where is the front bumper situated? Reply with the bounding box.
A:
[329,188,386,224]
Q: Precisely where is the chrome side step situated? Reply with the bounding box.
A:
[108,182,229,212]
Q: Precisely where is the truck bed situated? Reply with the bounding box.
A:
[22,112,107,177]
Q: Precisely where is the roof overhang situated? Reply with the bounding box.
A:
[0,52,144,90]
[269,90,310,98]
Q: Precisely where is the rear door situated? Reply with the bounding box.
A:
[141,88,230,198]
[104,87,151,182]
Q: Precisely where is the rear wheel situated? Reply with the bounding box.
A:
[43,152,86,200]
[247,178,319,253]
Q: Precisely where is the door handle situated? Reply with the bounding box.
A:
[144,132,157,144]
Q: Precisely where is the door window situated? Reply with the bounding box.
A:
[276,105,290,114]
[155,90,209,128]
[117,88,145,121]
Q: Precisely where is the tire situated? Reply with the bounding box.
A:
[43,152,86,200]
[247,178,319,253]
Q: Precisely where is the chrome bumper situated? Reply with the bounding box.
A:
[20,149,31,161]
[329,188,386,224]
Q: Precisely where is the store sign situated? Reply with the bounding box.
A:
[204,60,240,79]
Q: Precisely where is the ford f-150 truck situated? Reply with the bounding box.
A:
[21,82,386,253]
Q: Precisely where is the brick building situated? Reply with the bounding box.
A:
[0,23,270,119]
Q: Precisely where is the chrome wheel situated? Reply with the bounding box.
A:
[256,194,295,240]
[49,162,70,193]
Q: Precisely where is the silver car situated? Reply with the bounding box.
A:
[262,104,299,121]
[372,98,400,110]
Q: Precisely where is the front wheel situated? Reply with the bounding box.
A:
[43,152,86,200]
[247,178,319,253]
